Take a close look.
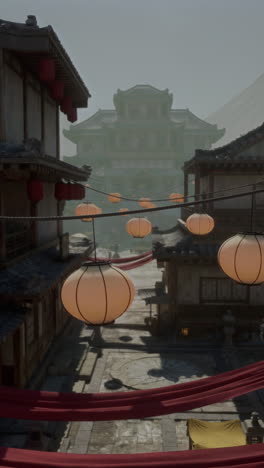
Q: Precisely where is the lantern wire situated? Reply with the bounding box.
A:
[83,178,264,203]
[2,186,264,221]
[92,218,97,262]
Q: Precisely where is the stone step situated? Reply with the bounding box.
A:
[78,348,100,382]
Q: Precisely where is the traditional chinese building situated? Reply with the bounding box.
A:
[0,15,92,387]
[63,85,224,240]
[152,123,264,339]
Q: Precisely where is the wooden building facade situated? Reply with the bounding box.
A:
[152,123,264,340]
[0,16,92,387]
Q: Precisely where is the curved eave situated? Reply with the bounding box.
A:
[0,24,90,107]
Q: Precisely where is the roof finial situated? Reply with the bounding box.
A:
[25,15,38,27]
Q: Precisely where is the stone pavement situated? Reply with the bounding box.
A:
[54,259,262,455]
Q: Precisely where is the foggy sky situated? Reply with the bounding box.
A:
[1,0,264,154]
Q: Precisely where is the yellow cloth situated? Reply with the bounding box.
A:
[187,419,246,450]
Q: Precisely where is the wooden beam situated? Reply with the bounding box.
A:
[0,49,6,141]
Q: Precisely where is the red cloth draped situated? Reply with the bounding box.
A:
[118,254,153,270]
[1,444,264,468]
[0,360,263,421]
[88,251,152,263]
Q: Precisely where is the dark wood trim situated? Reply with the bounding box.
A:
[194,167,200,201]
[30,203,37,248]
[41,86,45,152]
[0,188,6,261]
[57,201,63,237]
[208,173,214,212]
[199,277,249,304]
[0,49,6,141]
[184,172,188,198]
[23,70,28,140]
[56,104,60,159]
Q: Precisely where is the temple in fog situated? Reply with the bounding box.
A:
[64,85,224,199]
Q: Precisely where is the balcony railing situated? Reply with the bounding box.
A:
[5,222,31,260]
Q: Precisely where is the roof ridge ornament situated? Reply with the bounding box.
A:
[25,15,38,27]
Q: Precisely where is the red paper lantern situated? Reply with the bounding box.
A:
[67,183,75,200]
[60,96,72,114]
[75,184,85,200]
[54,182,68,201]
[68,107,77,123]
[37,58,55,82]
[27,180,44,203]
[49,80,64,101]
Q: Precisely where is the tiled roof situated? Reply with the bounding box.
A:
[152,222,220,260]
[0,306,26,341]
[0,144,91,181]
[0,244,91,298]
[0,16,90,107]
[184,121,264,169]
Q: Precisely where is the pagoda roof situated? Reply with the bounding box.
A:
[115,84,171,96]
[184,121,264,172]
[0,16,90,108]
[152,221,219,263]
[64,107,224,143]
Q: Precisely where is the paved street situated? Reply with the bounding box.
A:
[53,258,262,455]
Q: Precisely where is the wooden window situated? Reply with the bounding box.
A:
[200,277,248,303]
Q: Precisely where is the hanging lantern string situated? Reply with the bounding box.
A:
[2,187,264,222]
[83,178,264,203]
[92,218,97,262]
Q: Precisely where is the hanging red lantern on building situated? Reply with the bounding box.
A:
[218,233,264,285]
[68,107,78,123]
[49,80,64,101]
[60,96,72,114]
[27,180,44,203]
[126,217,152,238]
[37,58,56,82]
[108,193,121,203]
[186,213,215,235]
[61,261,135,325]
[54,181,68,201]
[67,183,75,200]
[75,184,85,200]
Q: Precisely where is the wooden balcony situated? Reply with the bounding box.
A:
[5,222,31,260]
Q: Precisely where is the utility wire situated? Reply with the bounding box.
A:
[85,179,264,203]
[2,187,264,222]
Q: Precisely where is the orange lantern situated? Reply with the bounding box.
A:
[146,202,157,209]
[119,208,129,216]
[186,213,214,235]
[75,203,101,222]
[218,233,264,285]
[169,193,184,203]
[126,218,152,238]
[138,197,151,208]
[108,193,121,203]
[61,262,135,325]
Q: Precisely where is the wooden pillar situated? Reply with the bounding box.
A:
[56,104,60,159]
[30,203,37,248]
[40,87,45,153]
[57,201,63,237]
[23,71,28,140]
[0,188,6,261]
[208,173,214,212]
[184,172,189,198]
[0,49,6,141]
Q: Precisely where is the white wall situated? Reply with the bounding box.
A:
[44,95,57,157]
[26,79,41,141]
[37,183,58,245]
[4,64,24,144]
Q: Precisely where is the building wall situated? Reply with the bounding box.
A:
[3,53,58,157]
[213,174,264,210]
[26,74,42,141]
[44,94,57,157]
[37,183,58,245]
[4,63,24,144]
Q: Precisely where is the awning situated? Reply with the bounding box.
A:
[188,418,246,449]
